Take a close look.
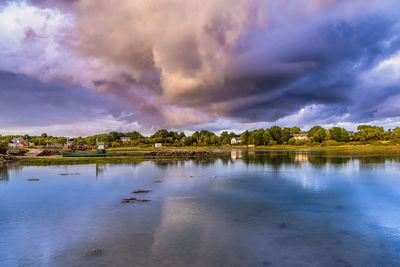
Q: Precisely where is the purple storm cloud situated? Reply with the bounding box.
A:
[1,0,400,135]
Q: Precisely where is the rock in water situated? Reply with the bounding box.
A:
[132,190,151,194]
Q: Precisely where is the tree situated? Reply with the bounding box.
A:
[240,131,249,144]
[356,125,384,141]
[220,131,230,145]
[0,142,7,154]
[263,129,272,145]
[327,127,349,142]
[270,126,282,142]
[308,126,326,143]
[279,128,291,144]
[290,127,301,134]
[248,129,264,145]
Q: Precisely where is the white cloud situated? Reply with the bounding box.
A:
[0,115,145,137]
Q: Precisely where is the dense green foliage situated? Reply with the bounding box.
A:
[2,125,400,150]
[0,142,8,154]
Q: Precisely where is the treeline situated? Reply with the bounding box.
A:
[1,125,400,149]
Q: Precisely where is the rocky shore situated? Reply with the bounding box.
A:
[0,155,16,164]
[144,150,216,159]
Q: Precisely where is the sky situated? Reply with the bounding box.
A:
[1,0,400,137]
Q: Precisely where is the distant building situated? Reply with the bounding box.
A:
[293,134,308,140]
[97,142,105,150]
[8,143,24,149]
[248,144,255,148]
[181,137,186,142]
[11,137,25,144]
[121,137,130,142]
[64,140,75,149]
[348,131,355,137]
[46,143,63,149]
[155,143,162,148]
[231,137,242,145]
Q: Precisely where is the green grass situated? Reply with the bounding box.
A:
[19,157,147,166]
[108,144,400,152]
[107,146,230,151]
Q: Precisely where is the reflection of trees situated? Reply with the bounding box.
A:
[151,150,400,170]
[357,156,400,170]
[308,156,351,168]
[0,164,8,182]
[359,156,387,165]
[96,164,104,177]
[0,162,23,182]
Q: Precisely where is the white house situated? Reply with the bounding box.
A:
[11,137,25,144]
[293,134,308,140]
[65,140,75,148]
[8,143,24,149]
[121,137,130,142]
[231,137,242,145]
[154,143,162,148]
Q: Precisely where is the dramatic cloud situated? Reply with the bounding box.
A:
[1,0,400,135]
[71,0,400,124]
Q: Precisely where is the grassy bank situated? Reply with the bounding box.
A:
[108,144,400,152]
[19,157,147,166]
[107,146,230,151]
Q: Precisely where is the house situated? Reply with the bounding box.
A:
[97,142,105,150]
[64,140,75,149]
[231,137,242,145]
[154,143,162,148]
[348,131,355,137]
[46,143,64,149]
[8,143,24,149]
[121,137,131,142]
[181,137,186,142]
[11,137,25,144]
[293,134,308,140]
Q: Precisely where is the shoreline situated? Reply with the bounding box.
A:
[3,144,400,166]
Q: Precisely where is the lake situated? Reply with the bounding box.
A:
[1,150,400,266]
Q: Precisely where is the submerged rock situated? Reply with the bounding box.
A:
[59,173,80,176]
[144,150,215,159]
[121,197,151,203]
[132,190,151,194]
[154,180,163,183]
[336,204,343,209]
[278,222,291,228]
[87,248,102,256]
[27,179,40,181]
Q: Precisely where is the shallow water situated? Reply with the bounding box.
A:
[1,150,400,266]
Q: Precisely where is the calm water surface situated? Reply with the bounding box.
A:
[1,150,400,266]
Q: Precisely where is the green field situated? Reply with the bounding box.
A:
[19,157,147,166]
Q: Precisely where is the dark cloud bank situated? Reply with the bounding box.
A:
[2,0,400,132]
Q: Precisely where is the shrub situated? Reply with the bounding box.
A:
[322,140,341,146]
[0,142,8,154]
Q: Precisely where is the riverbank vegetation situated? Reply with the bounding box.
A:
[19,157,146,166]
[2,125,400,149]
